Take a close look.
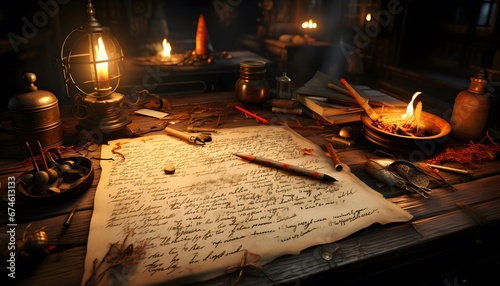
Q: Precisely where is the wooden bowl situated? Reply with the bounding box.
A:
[361,108,451,155]
[18,156,94,204]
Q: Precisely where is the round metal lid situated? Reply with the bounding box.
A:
[8,73,58,111]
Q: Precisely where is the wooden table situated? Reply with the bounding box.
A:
[1,91,499,285]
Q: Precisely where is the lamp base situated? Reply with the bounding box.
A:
[78,92,131,134]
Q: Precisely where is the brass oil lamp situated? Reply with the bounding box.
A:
[60,0,130,135]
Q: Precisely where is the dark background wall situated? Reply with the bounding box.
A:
[1,0,499,111]
[0,0,263,109]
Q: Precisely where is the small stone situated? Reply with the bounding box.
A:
[164,164,176,174]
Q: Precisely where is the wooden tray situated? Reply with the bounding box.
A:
[17,156,94,204]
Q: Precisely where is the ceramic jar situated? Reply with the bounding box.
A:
[450,70,491,142]
[235,60,269,105]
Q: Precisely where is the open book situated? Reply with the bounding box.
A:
[295,71,406,107]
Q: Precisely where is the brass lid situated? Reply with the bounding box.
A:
[240,60,266,68]
[8,73,59,111]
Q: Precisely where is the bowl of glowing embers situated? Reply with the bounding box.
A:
[361,96,451,155]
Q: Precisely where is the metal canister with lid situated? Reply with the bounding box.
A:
[8,73,64,154]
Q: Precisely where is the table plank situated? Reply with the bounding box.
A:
[389,174,500,219]
[13,246,86,286]
[1,91,499,286]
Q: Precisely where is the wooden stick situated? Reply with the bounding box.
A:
[424,164,460,192]
[326,143,343,171]
[165,126,206,145]
[339,78,380,122]
[38,141,49,171]
[63,205,78,227]
[325,136,353,147]
[328,83,393,107]
[26,141,39,172]
[327,83,351,96]
[426,164,472,175]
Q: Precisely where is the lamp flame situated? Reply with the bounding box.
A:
[401,91,422,119]
[95,37,109,89]
[302,19,317,29]
[366,13,372,21]
[161,38,171,58]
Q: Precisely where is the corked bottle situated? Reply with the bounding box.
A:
[450,70,491,142]
[235,60,269,105]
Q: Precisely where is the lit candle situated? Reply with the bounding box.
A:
[95,37,109,90]
[157,38,182,65]
[160,38,172,59]
[302,19,317,29]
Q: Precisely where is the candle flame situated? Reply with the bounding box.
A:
[302,19,317,29]
[161,38,171,58]
[401,92,422,119]
[95,37,109,89]
[366,13,372,21]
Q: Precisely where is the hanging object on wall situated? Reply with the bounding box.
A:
[195,14,213,56]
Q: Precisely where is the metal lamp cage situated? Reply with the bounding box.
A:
[61,26,124,98]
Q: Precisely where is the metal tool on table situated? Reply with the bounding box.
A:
[364,157,432,199]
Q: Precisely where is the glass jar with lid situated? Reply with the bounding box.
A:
[235,60,269,105]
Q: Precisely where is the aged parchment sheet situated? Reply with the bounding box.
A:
[83,125,412,285]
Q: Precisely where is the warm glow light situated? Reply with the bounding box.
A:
[161,38,172,58]
[95,37,109,89]
[401,92,422,119]
[366,13,372,21]
[302,19,317,29]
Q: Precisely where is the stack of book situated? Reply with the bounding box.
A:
[294,71,406,124]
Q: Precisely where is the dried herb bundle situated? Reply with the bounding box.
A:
[85,234,146,286]
[428,133,500,167]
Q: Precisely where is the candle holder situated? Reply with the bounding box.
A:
[60,0,130,135]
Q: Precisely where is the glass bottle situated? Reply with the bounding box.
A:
[450,70,491,142]
[275,72,292,99]
[235,60,269,105]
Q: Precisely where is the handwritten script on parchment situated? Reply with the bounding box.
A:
[83,125,412,285]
